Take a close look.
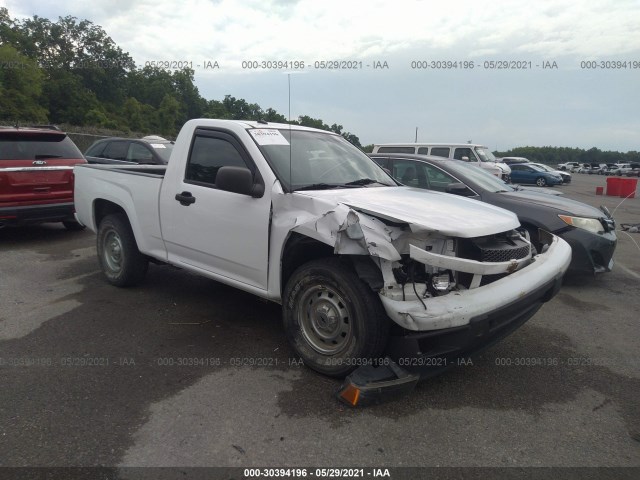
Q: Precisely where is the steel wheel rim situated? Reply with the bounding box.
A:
[103,229,123,274]
[298,285,352,355]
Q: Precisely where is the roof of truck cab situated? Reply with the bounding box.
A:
[188,119,339,135]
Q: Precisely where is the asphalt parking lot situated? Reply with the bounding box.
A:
[0,172,639,470]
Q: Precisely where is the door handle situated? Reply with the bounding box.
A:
[175,191,196,206]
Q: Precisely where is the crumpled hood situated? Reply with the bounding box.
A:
[296,186,519,238]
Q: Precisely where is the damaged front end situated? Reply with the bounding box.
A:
[275,189,571,406]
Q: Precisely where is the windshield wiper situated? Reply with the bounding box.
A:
[294,183,345,191]
[343,178,390,186]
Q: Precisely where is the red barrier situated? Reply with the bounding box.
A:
[618,178,638,199]
[606,177,621,196]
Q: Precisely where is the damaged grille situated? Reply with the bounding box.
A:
[456,231,531,288]
[459,233,531,263]
[473,237,531,262]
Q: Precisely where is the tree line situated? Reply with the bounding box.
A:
[0,8,362,146]
[1,8,636,160]
[494,146,640,166]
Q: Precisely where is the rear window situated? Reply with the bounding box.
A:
[0,132,83,160]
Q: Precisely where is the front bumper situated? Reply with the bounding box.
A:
[558,227,617,274]
[0,202,76,227]
[378,235,572,331]
[337,260,566,406]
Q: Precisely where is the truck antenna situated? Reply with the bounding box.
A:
[288,73,292,192]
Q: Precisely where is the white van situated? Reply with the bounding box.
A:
[372,143,511,180]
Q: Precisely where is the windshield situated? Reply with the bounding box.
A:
[151,143,174,162]
[446,161,516,193]
[474,147,497,163]
[253,129,395,191]
[534,164,554,172]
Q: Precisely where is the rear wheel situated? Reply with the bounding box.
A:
[97,214,148,287]
[535,177,547,187]
[283,258,390,377]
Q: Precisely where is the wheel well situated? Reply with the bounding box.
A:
[280,233,334,295]
[280,233,385,296]
[94,199,126,228]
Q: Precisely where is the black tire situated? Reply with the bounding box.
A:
[62,220,86,231]
[535,177,547,187]
[282,257,390,377]
[97,213,148,287]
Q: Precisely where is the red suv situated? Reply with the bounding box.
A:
[0,126,87,230]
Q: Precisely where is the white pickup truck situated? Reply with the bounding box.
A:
[74,119,571,402]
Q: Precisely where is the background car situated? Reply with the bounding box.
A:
[499,156,531,166]
[621,163,640,176]
[530,162,571,183]
[370,153,617,274]
[0,125,86,229]
[85,135,174,165]
[557,161,580,171]
[508,163,563,186]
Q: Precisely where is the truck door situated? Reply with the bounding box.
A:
[159,129,271,290]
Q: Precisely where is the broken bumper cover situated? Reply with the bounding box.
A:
[337,272,564,406]
[378,234,572,332]
[337,237,570,406]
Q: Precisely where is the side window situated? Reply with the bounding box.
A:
[377,146,415,154]
[86,142,107,157]
[417,147,429,155]
[127,143,154,163]
[103,141,128,160]
[423,164,457,192]
[372,157,388,169]
[430,147,450,158]
[510,165,522,171]
[454,148,473,161]
[185,135,249,186]
[392,160,427,188]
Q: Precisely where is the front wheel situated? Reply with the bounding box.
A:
[97,214,148,287]
[535,177,547,187]
[283,258,390,377]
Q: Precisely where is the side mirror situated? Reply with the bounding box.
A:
[461,156,470,162]
[445,182,475,196]
[216,166,264,197]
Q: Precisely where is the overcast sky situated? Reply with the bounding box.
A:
[4,0,640,151]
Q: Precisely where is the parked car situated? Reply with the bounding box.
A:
[0,126,86,229]
[73,119,571,404]
[500,156,530,166]
[371,143,511,181]
[621,163,640,176]
[85,135,174,165]
[557,161,580,171]
[586,163,606,175]
[609,163,637,176]
[508,163,563,186]
[370,153,617,274]
[599,164,618,175]
[529,162,571,183]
